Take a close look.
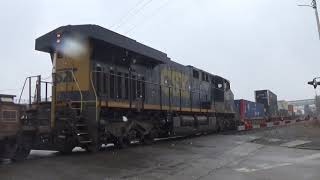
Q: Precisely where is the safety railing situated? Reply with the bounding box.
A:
[90,70,218,112]
[90,71,99,122]
[70,70,83,112]
[18,75,52,106]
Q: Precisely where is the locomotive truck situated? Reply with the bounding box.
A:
[0,25,237,161]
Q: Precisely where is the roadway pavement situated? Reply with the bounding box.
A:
[1,121,320,180]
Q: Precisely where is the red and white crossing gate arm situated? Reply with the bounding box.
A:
[237,117,314,131]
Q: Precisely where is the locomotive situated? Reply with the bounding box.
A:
[1,25,237,161]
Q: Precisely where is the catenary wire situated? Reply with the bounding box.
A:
[110,0,146,29]
[113,0,154,30]
[124,0,171,35]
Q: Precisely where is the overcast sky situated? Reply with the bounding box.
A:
[0,0,320,101]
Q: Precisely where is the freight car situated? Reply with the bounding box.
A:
[234,99,265,119]
[0,94,28,161]
[1,25,237,160]
[278,100,289,117]
[234,99,265,127]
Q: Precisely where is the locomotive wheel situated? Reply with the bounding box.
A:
[59,144,75,154]
[85,143,102,153]
[225,120,231,131]
[2,142,17,159]
[59,136,77,154]
[11,143,31,162]
[216,124,221,133]
[142,129,157,145]
[142,135,154,145]
[114,137,130,149]
[10,134,32,162]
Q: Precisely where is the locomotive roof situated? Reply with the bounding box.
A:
[35,24,230,82]
[186,65,230,83]
[35,24,169,64]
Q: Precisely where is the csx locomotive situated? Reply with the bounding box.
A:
[0,25,236,161]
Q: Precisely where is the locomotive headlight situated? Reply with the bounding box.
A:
[56,33,61,43]
[59,34,89,59]
[61,38,86,58]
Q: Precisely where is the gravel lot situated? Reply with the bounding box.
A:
[251,119,320,149]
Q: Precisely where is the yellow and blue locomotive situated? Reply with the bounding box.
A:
[4,25,237,160]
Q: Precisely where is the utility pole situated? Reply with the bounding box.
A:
[299,0,320,39]
[312,0,320,39]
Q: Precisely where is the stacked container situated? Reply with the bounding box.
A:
[255,90,278,117]
[278,100,289,117]
[234,99,265,120]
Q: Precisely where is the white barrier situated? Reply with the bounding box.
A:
[267,122,273,128]
[252,124,260,129]
[237,118,311,132]
[238,126,245,131]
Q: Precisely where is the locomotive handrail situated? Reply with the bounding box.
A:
[90,71,99,122]
[89,70,222,113]
[91,70,217,94]
[70,70,83,112]
[18,77,29,104]
[18,75,51,105]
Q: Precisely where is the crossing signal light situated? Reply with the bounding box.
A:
[308,78,320,89]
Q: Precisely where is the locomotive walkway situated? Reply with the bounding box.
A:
[1,120,320,180]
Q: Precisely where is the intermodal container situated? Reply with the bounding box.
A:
[288,105,294,112]
[278,109,289,117]
[234,99,265,119]
[277,100,288,110]
[255,90,278,117]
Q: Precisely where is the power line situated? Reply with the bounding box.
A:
[113,0,154,31]
[110,0,146,29]
[124,0,171,35]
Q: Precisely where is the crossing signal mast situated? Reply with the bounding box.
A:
[299,0,320,39]
[308,77,320,115]
[302,1,320,115]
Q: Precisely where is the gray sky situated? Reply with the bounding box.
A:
[0,0,320,101]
